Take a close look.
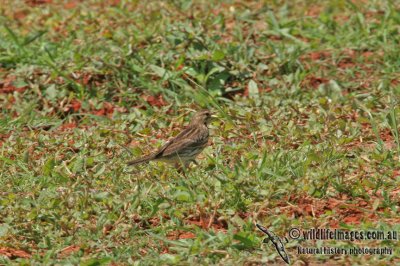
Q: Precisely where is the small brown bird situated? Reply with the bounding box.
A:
[127,110,213,168]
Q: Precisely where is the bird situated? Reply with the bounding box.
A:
[127,110,213,169]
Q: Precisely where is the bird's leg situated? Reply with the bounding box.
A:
[175,161,190,177]
[160,167,168,181]
[179,168,188,178]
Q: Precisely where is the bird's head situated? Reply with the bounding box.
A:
[190,110,213,126]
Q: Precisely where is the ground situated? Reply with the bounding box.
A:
[0,0,399,265]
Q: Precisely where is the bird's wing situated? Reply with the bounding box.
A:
[160,138,199,157]
[171,126,197,141]
[153,126,196,157]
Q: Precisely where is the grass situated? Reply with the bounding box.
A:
[0,0,399,265]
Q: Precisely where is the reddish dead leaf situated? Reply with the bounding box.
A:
[81,74,92,85]
[344,48,357,57]
[92,102,114,117]
[306,5,323,16]
[380,128,393,142]
[0,247,31,259]
[64,99,81,113]
[0,133,11,143]
[102,224,114,235]
[160,247,169,254]
[349,0,369,5]
[59,122,77,131]
[58,245,80,258]
[390,188,400,200]
[139,248,148,256]
[361,51,375,59]
[129,140,140,147]
[339,111,359,122]
[357,200,369,207]
[104,102,114,115]
[303,76,329,89]
[71,72,107,86]
[25,0,52,6]
[145,95,167,107]
[0,76,27,94]
[148,217,160,226]
[186,215,228,232]
[0,133,11,148]
[391,79,399,86]
[68,139,75,147]
[64,1,79,9]
[268,35,283,41]
[334,15,350,24]
[104,0,120,6]
[393,170,400,178]
[329,220,339,228]
[285,194,369,224]
[167,231,196,240]
[211,8,220,16]
[361,122,371,129]
[347,126,396,150]
[326,198,341,210]
[131,214,142,225]
[342,215,361,224]
[70,99,81,112]
[337,58,355,69]
[92,109,106,116]
[238,212,251,219]
[302,51,331,61]
[13,10,29,20]
[178,232,196,239]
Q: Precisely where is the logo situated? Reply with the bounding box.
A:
[256,224,290,264]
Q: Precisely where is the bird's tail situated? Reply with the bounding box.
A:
[127,154,156,166]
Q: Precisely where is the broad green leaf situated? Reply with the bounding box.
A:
[150,64,171,79]
[212,50,225,61]
[81,257,112,266]
[93,164,106,177]
[248,80,259,98]
[94,191,109,201]
[233,233,256,248]
[0,224,9,237]
[174,191,191,202]
[43,158,56,176]
[45,84,58,100]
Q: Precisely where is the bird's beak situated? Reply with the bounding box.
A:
[210,114,218,121]
[208,114,219,125]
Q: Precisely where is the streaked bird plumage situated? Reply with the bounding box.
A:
[127,110,212,168]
